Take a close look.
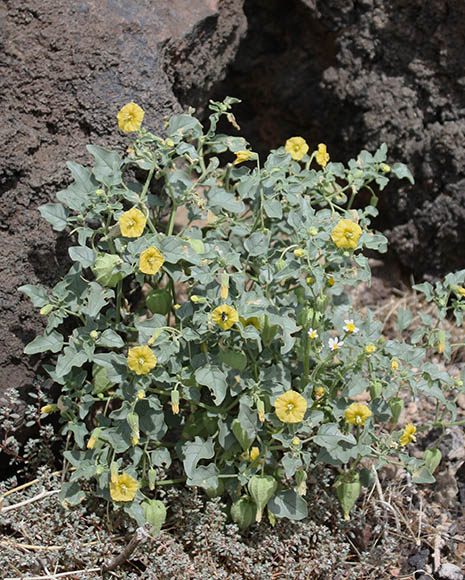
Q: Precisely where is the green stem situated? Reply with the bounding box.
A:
[140,158,158,203]
[166,201,178,236]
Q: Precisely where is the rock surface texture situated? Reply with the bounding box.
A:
[215,0,465,277]
[0,0,246,398]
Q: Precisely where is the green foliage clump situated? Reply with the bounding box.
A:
[19,97,465,527]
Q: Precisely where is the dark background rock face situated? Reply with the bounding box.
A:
[0,0,246,399]
[213,0,465,278]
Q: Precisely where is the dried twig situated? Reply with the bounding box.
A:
[101,525,150,573]
[1,489,60,513]
[5,568,101,580]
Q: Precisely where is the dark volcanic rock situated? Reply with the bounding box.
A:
[0,0,246,399]
[214,0,465,277]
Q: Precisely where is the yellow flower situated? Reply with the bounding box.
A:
[365,344,377,354]
[293,248,305,257]
[391,359,399,371]
[131,435,139,446]
[316,143,330,167]
[327,276,335,286]
[291,437,301,447]
[380,163,391,173]
[137,390,145,400]
[249,447,260,463]
[87,436,97,449]
[331,219,363,249]
[212,304,239,330]
[233,150,252,165]
[117,102,144,133]
[221,284,229,300]
[285,137,309,161]
[456,286,465,297]
[399,423,416,446]
[314,386,324,397]
[127,345,157,375]
[173,304,181,310]
[119,207,147,238]
[344,403,372,426]
[139,246,164,275]
[40,405,54,414]
[109,472,139,502]
[274,390,307,423]
[165,138,175,147]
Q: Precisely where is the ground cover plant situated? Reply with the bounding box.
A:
[18,97,465,538]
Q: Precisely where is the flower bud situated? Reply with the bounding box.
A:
[40,404,54,414]
[40,304,54,315]
[293,248,305,258]
[389,397,404,426]
[171,389,180,415]
[90,330,99,340]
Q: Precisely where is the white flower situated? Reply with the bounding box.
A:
[307,328,318,339]
[343,319,359,334]
[328,337,344,350]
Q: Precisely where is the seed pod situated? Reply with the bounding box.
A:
[424,448,442,474]
[230,496,257,530]
[389,397,404,426]
[91,253,124,288]
[231,418,253,451]
[369,381,382,400]
[335,474,361,520]
[248,475,277,523]
[148,468,157,490]
[295,469,307,496]
[146,289,172,315]
[261,315,279,347]
[142,499,167,534]
[297,307,314,327]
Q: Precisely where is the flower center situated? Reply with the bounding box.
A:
[221,312,228,322]
[287,403,295,411]
[121,484,127,492]
[355,415,363,424]
[138,357,145,366]
[128,218,135,228]
[345,231,353,239]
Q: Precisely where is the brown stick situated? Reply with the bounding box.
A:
[101,526,149,573]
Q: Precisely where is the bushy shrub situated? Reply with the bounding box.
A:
[20,97,465,528]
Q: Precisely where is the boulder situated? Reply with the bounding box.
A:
[0,0,246,400]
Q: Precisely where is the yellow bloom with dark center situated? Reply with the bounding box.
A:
[285,137,309,161]
[139,246,164,275]
[400,423,416,446]
[331,219,363,249]
[117,102,144,133]
[344,403,372,426]
[233,150,252,165]
[119,207,147,238]
[274,390,307,423]
[316,143,330,167]
[212,304,239,330]
[127,345,157,375]
[109,472,139,502]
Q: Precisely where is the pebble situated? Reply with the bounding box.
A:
[437,563,464,580]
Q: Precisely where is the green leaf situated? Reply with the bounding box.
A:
[313,423,358,463]
[24,331,64,355]
[268,490,308,521]
[58,481,86,507]
[39,203,69,231]
[231,418,253,451]
[186,463,219,489]
[182,436,215,479]
[19,284,50,308]
[195,365,227,405]
[55,347,88,378]
[397,308,413,333]
[167,114,202,138]
[82,282,114,318]
[96,329,124,349]
[411,466,435,484]
[87,145,122,186]
[244,232,269,257]
[68,246,96,269]
[207,188,245,213]
[263,199,283,219]
[391,162,414,184]
[218,349,247,370]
